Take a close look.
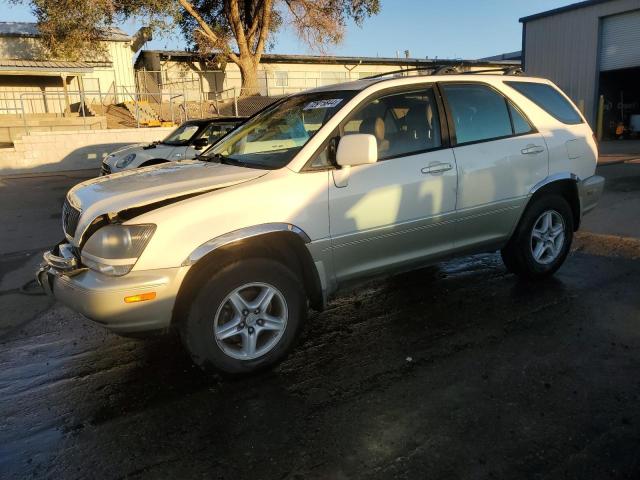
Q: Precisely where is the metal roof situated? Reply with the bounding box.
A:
[520,0,616,23]
[0,22,131,42]
[480,51,522,61]
[0,59,94,73]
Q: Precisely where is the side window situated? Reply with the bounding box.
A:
[198,124,231,145]
[343,88,442,160]
[443,84,512,145]
[505,81,583,125]
[509,103,534,135]
[309,87,442,168]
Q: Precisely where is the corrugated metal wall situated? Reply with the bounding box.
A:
[523,0,640,125]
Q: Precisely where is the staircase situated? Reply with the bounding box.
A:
[122,101,162,126]
[90,103,137,129]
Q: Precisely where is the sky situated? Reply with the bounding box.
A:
[3,0,578,59]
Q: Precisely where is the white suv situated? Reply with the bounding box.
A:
[38,72,604,374]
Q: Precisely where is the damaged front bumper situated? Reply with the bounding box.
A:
[37,242,189,334]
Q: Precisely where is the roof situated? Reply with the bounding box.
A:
[0,59,94,73]
[136,50,519,68]
[480,51,522,61]
[520,0,615,23]
[0,22,131,42]
[304,72,542,94]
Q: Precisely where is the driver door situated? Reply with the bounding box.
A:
[327,86,457,284]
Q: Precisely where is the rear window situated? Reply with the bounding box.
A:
[506,81,583,125]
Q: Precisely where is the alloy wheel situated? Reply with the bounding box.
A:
[213,282,288,360]
[530,209,565,265]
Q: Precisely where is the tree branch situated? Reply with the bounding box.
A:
[246,0,265,44]
[179,0,238,63]
[253,0,272,60]
[227,0,250,57]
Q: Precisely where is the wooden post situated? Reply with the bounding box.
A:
[61,75,71,116]
[596,95,605,142]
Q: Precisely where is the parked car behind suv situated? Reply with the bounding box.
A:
[38,71,604,374]
[101,117,245,175]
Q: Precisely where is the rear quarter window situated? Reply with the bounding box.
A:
[505,81,583,125]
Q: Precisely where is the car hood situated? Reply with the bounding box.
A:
[105,143,178,164]
[67,161,267,242]
[109,143,147,156]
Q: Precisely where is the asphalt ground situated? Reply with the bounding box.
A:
[1,162,640,479]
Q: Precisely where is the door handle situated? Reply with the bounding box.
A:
[521,145,545,155]
[421,162,453,175]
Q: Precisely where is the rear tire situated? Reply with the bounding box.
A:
[501,194,574,279]
[180,258,307,375]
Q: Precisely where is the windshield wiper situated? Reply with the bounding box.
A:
[200,152,238,166]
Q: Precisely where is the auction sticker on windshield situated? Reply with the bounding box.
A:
[303,99,343,110]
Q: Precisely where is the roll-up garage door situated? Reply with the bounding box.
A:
[600,10,640,71]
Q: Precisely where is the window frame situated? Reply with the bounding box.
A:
[274,71,289,88]
[505,81,584,125]
[438,81,538,148]
[202,90,357,170]
[302,82,452,171]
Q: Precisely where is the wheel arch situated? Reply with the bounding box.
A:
[172,224,323,327]
[139,158,169,167]
[527,174,581,231]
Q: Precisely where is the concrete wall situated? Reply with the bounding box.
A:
[0,115,108,143]
[0,127,173,175]
[522,0,640,125]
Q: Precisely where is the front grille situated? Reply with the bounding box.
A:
[62,198,81,238]
[101,163,111,176]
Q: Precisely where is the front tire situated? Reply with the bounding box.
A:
[180,258,307,375]
[501,194,574,279]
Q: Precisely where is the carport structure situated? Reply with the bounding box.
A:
[0,59,93,116]
[521,0,640,140]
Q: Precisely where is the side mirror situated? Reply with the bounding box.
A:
[192,137,209,150]
[336,134,378,167]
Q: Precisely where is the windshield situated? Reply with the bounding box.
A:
[202,91,355,169]
[162,123,200,146]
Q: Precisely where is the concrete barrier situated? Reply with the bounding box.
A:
[0,127,175,175]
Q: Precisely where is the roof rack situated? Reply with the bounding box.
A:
[364,65,459,79]
[364,65,523,80]
[461,66,524,76]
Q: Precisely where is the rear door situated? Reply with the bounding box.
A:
[440,82,548,251]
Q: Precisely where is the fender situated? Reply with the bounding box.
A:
[529,172,580,195]
[182,222,312,266]
[506,172,582,238]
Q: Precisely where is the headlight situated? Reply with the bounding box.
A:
[116,153,136,168]
[81,224,155,276]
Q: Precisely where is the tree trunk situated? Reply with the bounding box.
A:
[237,57,260,96]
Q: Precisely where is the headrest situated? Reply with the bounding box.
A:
[359,116,386,141]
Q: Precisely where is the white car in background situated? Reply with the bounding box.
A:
[101,117,245,175]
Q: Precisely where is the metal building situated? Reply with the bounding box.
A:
[521,0,640,139]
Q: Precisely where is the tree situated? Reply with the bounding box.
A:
[19,0,380,94]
